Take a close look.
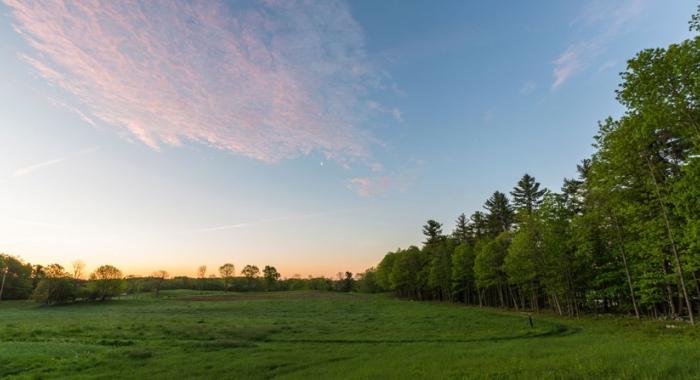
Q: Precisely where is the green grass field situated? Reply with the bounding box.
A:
[1,291,700,379]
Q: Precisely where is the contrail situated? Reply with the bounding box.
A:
[12,147,99,177]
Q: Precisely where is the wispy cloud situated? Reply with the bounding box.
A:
[520,80,537,95]
[12,147,98,177]
[5,0,389,165]
[552,45,585,89]
[366,100,403,123]
[349,159,424,197]
[552,0,646,89]
[597,60,617,73]
[349,176,391,197]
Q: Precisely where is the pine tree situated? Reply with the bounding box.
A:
[510,173,547,214]
[452,213,470,243]
[422,220,444,246]
[484,191,514,234]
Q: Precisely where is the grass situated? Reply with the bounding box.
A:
[1,290,700,379]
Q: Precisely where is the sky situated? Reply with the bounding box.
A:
[0,0,697,278]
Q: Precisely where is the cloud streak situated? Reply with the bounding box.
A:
[12,147,98,177]
[551,0,646,89]
[5,0,384,164]
[349,159,424,197]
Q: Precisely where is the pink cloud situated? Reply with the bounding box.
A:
[552,48,582,89]
[552,1,646,90]
[349,176,391,197]
[349,159,424,197]
[5,0,382,163]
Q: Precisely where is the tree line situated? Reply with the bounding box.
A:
[367,8,700,324]
[0,255,362,305]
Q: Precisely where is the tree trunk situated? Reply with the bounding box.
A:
[497,284,505,308]
[646,158,694,324]
[552,293,563,316]
[610,213,640,319]
[663,261,677,317]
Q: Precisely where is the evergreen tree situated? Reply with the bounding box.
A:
[484,191,514,234]
[510,173,547,215]
[422,220,444,246]
[452,213,470,243]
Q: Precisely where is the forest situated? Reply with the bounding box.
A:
[370,8,700,324]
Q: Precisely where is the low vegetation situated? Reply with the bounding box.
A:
[2,291,700,379]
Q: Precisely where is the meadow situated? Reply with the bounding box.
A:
[1,291,700,379]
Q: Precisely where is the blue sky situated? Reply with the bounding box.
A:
[0,0,696,277]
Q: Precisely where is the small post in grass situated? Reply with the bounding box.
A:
[528,313,533,329]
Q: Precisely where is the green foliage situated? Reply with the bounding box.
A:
[484,191,514,234]
[422,220,444,246]
[88,265,125,301]
[510,173,547,215]
[262,265,280,291]
[370,7,700,322]
[0,254,33,300]
[219,263,235,290]
[30,264,77,304]
[451,242,475,302]
[474,232,510,290]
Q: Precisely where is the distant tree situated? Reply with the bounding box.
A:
[151,270,169,297]
[31,264,45,288]
[196,265,207,291]
[427,239,455,301]
[390,246,427,300]
[451,243,476,303]
[71,260,86,280]
[510,173,547,215]
[474,232,511,307]
[375,251,397,290]
[31,264,76,304]
[339,271,354,292]
[0,254,33,301]
[262,265,280,291]
[241,265,260,290]
[452,213,470,243]
[484,191,514,234]
[241,265,260,279]
[422,220,444,246]
[356,268,381,293]
[219,263,235,291]
[88,265,124,301]
[468,211,489,239]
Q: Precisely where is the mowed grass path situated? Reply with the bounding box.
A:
[1,291,700,379]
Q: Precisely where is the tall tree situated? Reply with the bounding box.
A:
[196,265,207,291]
[484,191,514,234]
[262,265,280,291]
[89,265,125,301]
[452,213,470,243]
[422,220,444,246]
[510,173,547,215]
[219,263,235,291]
[151,270,169,298]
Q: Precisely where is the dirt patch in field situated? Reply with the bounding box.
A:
[177,291,371,302]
